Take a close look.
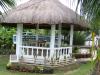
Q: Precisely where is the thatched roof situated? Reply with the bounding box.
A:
[0,0,89,30]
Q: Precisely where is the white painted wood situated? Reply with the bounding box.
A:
[32,48,33,55]
[70,25,74,46]
[41,49,43,57]
[37,48,38,56]
[50,25,56,58]
[47,49,48,58]
[69,25,74,56]
[21,46,71,49]
[58,49,59,57]
[16,24,23,61]
[36,24,39,41]
[20,46,71,62]
[58,24,62,47]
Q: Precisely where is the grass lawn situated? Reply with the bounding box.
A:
[0,55,94,75]
[65,62,94,75]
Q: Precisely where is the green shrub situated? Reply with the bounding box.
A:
[19,66,27,72]
[33,66,40,73]
[6,62,12,70]
[73,47,79,53]
[6,63,54,74]
[43,67,54,74]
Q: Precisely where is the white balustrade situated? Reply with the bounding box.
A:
[20,46,72,60]
[9,46,72,64]
[21,46,50,59]
[53,47,72,61]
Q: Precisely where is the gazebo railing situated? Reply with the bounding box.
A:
[10,46,72,63]
[20,46,72,60]
[20,46,51,58]
[53,47,72,59]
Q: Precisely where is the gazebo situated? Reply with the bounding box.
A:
[1,0,88,65]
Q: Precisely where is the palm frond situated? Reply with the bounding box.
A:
[77,0,100,19]
[0,0,15,12]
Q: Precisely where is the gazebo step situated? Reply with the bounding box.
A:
[20,57,50,65]
[20,57,34,63]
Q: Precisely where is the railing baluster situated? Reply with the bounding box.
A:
[26,48,29,55]
[59,49,61,56]
[56,49,57,58]
[37,48,38,56]
[57,48,58,56]
[47,49,48,58]
[41,49,43,57]
[32,48,33,56]
[65,48,67,57]
[59,49,60,57]
[22,47,24,56]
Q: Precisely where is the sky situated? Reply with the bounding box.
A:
[0,0,80,14]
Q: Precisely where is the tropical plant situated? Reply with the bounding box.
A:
[90,11,100,35]
[77,0,100,34]
[77,0,100,19]
[73,31,86,45]
[62,30,86,46]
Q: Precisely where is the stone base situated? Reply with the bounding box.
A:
[6,61,79,74]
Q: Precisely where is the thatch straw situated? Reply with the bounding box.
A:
[0,0,89,30]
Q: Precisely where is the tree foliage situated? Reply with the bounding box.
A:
[77,0,100,19]
[90,11,100,34]
[0,26,16,54]
[77,0,100,35]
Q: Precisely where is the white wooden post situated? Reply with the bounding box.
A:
[37,49,38,56]
[36,24,39,41]
[32,48,33,56]
[58,24,62,47]
[16,24,23,61]
[41,49,43,57]
[69,25,74,56]
[47,49,48,58]
[50,25,56,58]
[27,48,28,55]
[36,24,39,46]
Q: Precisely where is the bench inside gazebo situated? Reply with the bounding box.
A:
[1,0,88,65]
